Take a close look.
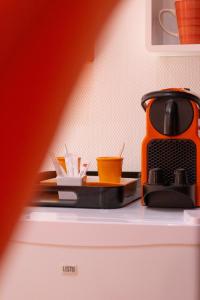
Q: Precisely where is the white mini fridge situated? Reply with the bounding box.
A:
[0,201,200,300]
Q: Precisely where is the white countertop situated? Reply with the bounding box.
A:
[10,200,200,247]
[23,200,199,226]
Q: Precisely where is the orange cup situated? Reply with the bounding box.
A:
[97,157,123,183]
[176,0,200,44]
[56,156,67,172]
[56,156,81,173]
[159,0,200,44]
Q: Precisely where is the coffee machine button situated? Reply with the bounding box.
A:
[174,168,188,185]
[148,168,164,185]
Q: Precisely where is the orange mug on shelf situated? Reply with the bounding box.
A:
[159,0,200,44]
[97,156,123,184]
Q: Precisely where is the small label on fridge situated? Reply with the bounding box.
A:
[61,265,78,276]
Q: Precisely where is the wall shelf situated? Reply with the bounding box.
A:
[146,0,200,56]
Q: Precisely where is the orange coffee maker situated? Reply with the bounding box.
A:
[141,88,200,208]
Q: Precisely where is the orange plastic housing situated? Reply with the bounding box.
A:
[141,99,200,207]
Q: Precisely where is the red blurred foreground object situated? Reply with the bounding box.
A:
[0,0,119,260]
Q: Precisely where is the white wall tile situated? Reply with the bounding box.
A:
[42,0,200,172]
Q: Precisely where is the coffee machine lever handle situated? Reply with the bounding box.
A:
[164,99,177,136]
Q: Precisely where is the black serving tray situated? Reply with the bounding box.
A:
[34,171,141,209]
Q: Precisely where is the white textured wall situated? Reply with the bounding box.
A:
[43,0,200,172]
